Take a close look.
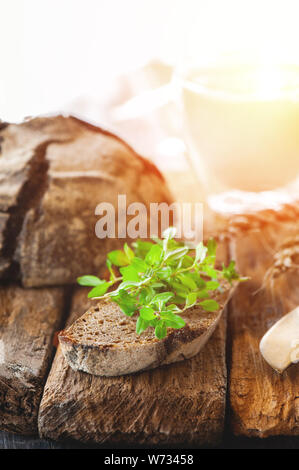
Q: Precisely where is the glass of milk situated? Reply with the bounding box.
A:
[171,0,299,194]
[178,64,299,193]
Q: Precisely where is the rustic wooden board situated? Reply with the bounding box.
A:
[38,244,229,447]
[0,286,65,435]
[2,428,299,449]
[229,224,299,437]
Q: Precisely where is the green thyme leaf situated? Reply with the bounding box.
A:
[197,289,209,299]
[77,275,104,287]
[117,280,141,290]
[145,244,163,266]
[136,316,149,335]
[201,265,218,279]
[139,286,155,304]
[140,306,156,321]
[178,273,197,290]
[167,304,182,313]
[199,299,220,311]
[162,312,186,329]
[124,242,135,262]
[131,257,148,273]
[190,273,206,288]
[165,247,189,262]
[206,280,220,290]
[172,295,187,304]
[186,292,197,307]
[108,250,129,267]
[150,292,174,310]
[181,255,194,268]
[195,242,207,263]
[156,266,172,280]
[87,282,110,298]
[155,320,167,339]
[106,259,116,281]
[119,265,140,282]
[149,317,159,327]
[132,239,154,257]
[112,289,137,316]
[222,260,241,283]
[207,238,217,257]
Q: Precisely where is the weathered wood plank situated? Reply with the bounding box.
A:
[229,224,299,437]
[38,244,229,447]
[0,430,94,449]
[2,429,299,449]
[0,286,65,435]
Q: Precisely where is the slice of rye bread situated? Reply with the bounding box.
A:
[59,280,234,376]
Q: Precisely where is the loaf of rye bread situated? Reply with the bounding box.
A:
[0,116,173,287]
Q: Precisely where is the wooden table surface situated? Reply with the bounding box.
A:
[1,430,298,449]
[1,171,299,449]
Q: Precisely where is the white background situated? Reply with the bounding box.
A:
[0,0,180,121]
[2,0,299,123]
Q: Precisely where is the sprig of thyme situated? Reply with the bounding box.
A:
[78,227,244,339]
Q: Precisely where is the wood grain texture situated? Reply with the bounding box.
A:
[0,430,94,449]
[229,223,299,438]
[2,429,299,449]
[0,286,65,435]
[38,244,229,447]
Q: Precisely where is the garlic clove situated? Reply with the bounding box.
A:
[259,306,299,373]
